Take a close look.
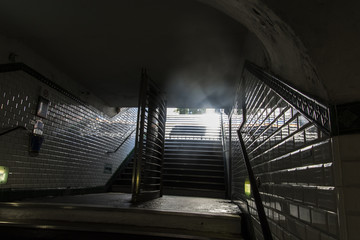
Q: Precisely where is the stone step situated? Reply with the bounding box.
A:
[0,194,242,240]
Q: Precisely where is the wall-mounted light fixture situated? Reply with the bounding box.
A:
[0,166,9,184]
[36,96,50,118]
[244,178,251,197]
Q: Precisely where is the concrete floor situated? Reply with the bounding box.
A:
[0,193,243,239]
[20,193,240,216]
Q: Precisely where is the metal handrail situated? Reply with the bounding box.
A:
[238,111,273,239]
[0,63,86,105]
[220,112,230,198]
[235,65,274,239]
[232,62,335,240]
[0,126,28,137]
[132,68,167,203]
[106,129,136,154]
[244,61,331,135]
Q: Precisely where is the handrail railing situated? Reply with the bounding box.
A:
[232,61,335,240]
[220,111,230,198]
[245,61,331,135]
[106,129,136,154]
[0,126,28,137]
[238,107,273,240]
[0,63,86,105]
[131,69,167,203]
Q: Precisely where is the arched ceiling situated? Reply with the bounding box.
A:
[0,0,251,108]
[201,0,360,104]
[0,0,358,109]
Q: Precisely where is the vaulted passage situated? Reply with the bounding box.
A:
[163,112,226,198]
[111,111,228,198]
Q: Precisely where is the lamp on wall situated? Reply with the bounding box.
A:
[0,166,9,184]
[244,178,251,197]
[36,96,50,118]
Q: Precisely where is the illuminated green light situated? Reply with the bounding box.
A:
[244,179,251,197]
[0,166,9,184]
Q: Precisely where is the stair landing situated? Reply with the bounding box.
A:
[1,193,243,240]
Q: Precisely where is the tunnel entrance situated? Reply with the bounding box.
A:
[163,108,228,198]
[111,108,229,199]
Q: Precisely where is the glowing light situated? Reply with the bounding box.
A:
[0,166,9,184]
[244,178,251,197]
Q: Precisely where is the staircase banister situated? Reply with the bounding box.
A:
[237,125,273,240]
[220,111,230,199]
[106,128,136,154]
[244,61,331,135]
[0,125,28,137]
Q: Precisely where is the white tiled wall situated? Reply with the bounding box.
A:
[332,134,360,240]
[0,70,137,190]
[230,69,339,240]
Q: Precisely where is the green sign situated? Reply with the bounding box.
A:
[0,166,9,184]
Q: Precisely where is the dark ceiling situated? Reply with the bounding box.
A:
[0,0,249,108]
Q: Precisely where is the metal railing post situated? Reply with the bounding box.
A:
[220,111,230,198]
[237,128,273,240]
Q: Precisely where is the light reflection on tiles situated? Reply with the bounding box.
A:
[229,69,338,239]
[0,71,138,190]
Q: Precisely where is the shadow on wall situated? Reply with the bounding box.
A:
[0,66,138,199]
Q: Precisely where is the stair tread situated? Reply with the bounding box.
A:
[164,163,223,168]
[163,162,224,167]
[163,186,225,192]
[164,155,223,159]
[165,142,222,146]
[164,179,224,185]
[165,147,222,151]
[165,142,222,145]
[163,173,224,178]
[166,128,220,131]
[165,139,221,143]
[163,187,225,198]
[164,159,223,164]
[163,176,224,183]
[165,149,222,153]
[164,167,224,172]
[164,156,223,160]
[164,153,223,158]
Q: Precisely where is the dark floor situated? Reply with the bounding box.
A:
[0,193,243,240]
[19,193,240,215]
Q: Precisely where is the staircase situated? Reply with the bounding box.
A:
[111,113,226,199]
[110,156,133,193]
[163,114,226,198]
